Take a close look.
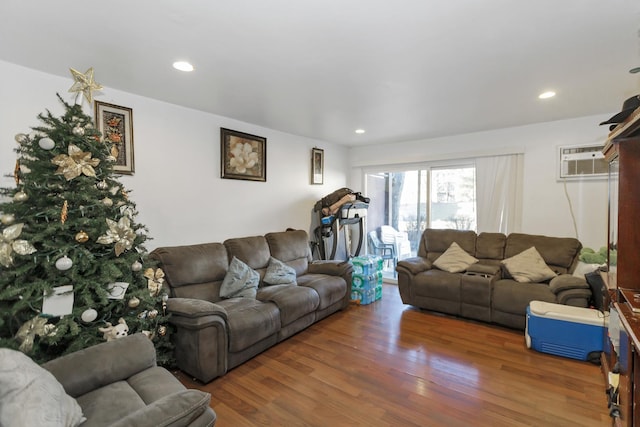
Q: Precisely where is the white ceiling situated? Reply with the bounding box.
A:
[1,0,639,146]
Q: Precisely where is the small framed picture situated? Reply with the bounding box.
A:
[311,147,324,185]
[94,101,135,175]
[220,128,267,182]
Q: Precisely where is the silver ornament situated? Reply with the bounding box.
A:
[14,133,28,144]
[128,297,140,308]
[96,180,108,190]
[131,261,142,272]
[72,126,85,136]
[38,137,55,150]
[147,309,158,319]
[101,197,113,207]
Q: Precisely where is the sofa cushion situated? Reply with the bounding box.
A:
[224,235,271,272]
[432,242,479,273]
[220,256,259,299]
[77,381,146,425]
[217,299,281,352]
[476,232,506,260]
[501,247,557,283]
[150,243,228,302]
[0,348,85,427]
[421,228,477,260]
[504,233,581,272]
[265,229,312,276]
[257,284,320,325]
[264,257,297,285]
[297,274,347,310]
[110,389,211,427]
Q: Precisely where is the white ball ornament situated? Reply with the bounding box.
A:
[101,197,113,207]
[81,308,98,323]
[13,191,28,202]
[96,180,108,190]
[72,126,85,136]
[55,256,73,271]
[38,137,55,150]
[0,214,15,225]
[131,261,142,272]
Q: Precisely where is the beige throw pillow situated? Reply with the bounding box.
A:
[433,242,478,273]
[501,246,557,283]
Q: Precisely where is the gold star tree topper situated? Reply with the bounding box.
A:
[68,67,103,104]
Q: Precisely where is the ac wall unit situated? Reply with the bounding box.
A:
[557,144,608,180]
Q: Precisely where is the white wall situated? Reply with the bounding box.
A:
[0,60,349,249]
[348,118,611,250]
[1,59,612,252]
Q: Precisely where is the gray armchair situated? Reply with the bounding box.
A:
[42,333,216,427]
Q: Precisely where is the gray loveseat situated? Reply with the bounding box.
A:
[396,229,592,330]
[150,229,352,383]
[42,333,216,427]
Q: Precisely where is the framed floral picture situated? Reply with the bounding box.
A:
[220,128,266,182]
[311,147,324,185]
[94,101,135,175]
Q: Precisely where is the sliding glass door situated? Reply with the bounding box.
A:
[365,164,476,278]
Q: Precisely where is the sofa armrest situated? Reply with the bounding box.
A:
[110,389,212,427]
[167,299,229,383]
[308,260,353,276]
[549,274,589,294]
[167,298,228,320]
[397,257,432,275]
[42,333,156,398]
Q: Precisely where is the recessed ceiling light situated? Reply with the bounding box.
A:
[173,61,194,72]
[538,91,556,99]
[355,129,366,134]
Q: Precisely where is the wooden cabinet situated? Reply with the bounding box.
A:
[603,107,640,426]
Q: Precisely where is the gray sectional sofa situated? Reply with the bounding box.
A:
[396,229,592,330]
[150,229,352,383]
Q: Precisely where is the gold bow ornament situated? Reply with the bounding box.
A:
[144,267,165,297]
[96,216,135,257]
[0,223,37,267]
[51,144,100,181]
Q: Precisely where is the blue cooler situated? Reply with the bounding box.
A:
[525,301,608,361]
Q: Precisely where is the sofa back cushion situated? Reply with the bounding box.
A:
[504,233,582,275]
[151,243,228,302]
[224,235,271,282]
[476,232,506,265]
[265,229,312,276]
[419,228,477,261]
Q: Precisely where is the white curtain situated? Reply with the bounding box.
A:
[475,154,523,234]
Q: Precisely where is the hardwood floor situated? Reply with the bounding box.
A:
[175,284,610,426]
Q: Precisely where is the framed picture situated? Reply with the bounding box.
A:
[311,147,324,185]
[220,128,266,182]
[94,101,135,175]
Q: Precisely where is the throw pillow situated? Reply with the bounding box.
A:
[501,246,557,283]
[432,242,479,273]
[263,257,297,286]
[220,256,259,298]
[0,348,85,427]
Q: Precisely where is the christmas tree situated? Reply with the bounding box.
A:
[0,70,173,365]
